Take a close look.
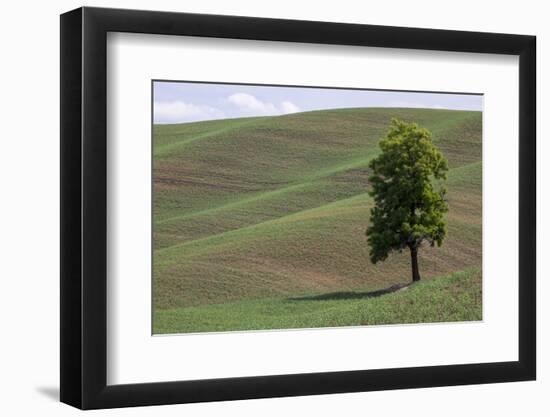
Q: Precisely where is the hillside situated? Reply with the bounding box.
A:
[155,268,482,334]
[152,107,482,332]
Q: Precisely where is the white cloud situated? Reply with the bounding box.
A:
[154,94,303,124]
[280,100,301,114]
[227,93,301,116]
[227,93,278,114]
[154,101,225,124]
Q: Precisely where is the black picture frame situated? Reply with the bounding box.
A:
[60,6,536,410]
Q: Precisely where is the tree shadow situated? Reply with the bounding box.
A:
[288,283,410,302]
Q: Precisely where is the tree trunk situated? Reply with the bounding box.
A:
[410,246,421,282]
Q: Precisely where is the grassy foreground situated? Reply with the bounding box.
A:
[154,268,481,334]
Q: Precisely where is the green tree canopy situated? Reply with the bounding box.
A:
[366,118,449,282]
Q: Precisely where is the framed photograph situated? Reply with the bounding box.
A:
[60,6,536,409]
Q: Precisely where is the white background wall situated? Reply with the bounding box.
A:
[0,0,545,415]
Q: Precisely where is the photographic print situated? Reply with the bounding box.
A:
[152,81,482,335]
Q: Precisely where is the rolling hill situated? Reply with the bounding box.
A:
[152,107,482,333]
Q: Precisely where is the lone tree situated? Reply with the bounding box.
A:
[366,119,448,282]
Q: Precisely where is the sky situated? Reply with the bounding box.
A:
[153,81,483,124]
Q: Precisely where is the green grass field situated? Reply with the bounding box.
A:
[153,107,482,334]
